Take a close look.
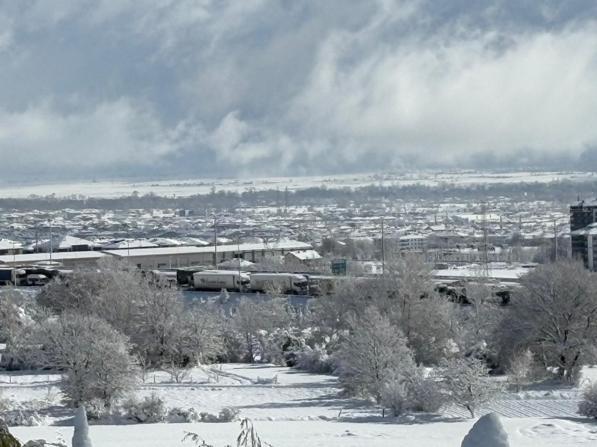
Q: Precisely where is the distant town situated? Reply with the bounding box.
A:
[2,170,596,303]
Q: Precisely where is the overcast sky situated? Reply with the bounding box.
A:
[1,0,597,182]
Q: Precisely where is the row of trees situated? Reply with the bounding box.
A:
[2,257,597,417]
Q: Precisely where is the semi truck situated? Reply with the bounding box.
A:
[249,273,309,294]
[192,270,250,291]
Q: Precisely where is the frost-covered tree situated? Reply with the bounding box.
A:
[23,314,137,409]
[442,357,501,418]
[335,307,416,403]
[406,295,459,365]
[496,261,597,383]
[37,258,148,337]
[460,282,504,358]
[0,290,26,346]
[506,349,535,391]
[232,298,291,362]
[578,382,597,418]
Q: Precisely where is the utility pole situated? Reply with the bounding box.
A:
[213,214,218,269]
[381,217,385,276]
[553,219,559,262]
[237,221,242,279]
[481,203,489,277]
[49,219,53,263]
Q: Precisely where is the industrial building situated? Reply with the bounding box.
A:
[570,199,597,270]
[0,240,313,271]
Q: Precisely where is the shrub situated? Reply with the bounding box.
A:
[122,394,166,423]
[2,410,47,427]
[167,407,200,423]
[408,373,449,413]
[294,346,335,374]
[199,407,240,423]
[380,375,409,416]
[578,382,597,418]
[254,375,278,385]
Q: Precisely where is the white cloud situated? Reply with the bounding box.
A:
[1,0,597,179]
[0,99,190,171]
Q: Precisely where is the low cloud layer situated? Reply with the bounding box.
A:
[1,0,597,181]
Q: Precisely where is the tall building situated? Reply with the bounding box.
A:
[570,199,597,270]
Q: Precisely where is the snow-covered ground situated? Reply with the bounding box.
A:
[5,364,597,446]
[0,170,594,199]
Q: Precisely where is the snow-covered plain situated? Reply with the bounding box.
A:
[0,170,595,199]
[5,364,597,446]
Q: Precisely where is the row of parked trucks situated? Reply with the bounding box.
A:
[174,269,316,295]
[0,264,335,296]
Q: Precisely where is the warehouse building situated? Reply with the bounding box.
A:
[103,240,313,270]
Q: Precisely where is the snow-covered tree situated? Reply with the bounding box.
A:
[72,407,92,447]
[578,382,597,418]
[406,296,459,365]
[506,349,535,391]
[442,357,501,418]
[497,260,597,383]
[232,297,291,362]
[23,314,137,409]
[335,307,416,403]
[0,290,26,345]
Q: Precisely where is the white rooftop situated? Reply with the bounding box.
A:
[0,251,108,264]
[103,240,312,258]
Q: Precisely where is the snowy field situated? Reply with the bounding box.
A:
[0,170,595,199]
[5,364,597,446]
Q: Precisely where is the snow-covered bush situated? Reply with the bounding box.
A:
[255,375,278,385]
[294,346,335,374]
[199,408,240,423]
[442,357,502,418]
[2,410,47,427]
[0,392,11,413]
[84,399,112,421]
[408,372,449,413]
[578,382,597,418]
[167,407,200,423]
[507,349,535,391]
[122,394,167,423]
[380,374,409,416]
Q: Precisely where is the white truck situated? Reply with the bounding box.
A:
[249,273,309,295]
[193,270,250,291]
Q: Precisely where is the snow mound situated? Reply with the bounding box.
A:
[72,407,92,447]
[461,413,509,447]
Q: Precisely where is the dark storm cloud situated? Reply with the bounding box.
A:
[1,0,597,181]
